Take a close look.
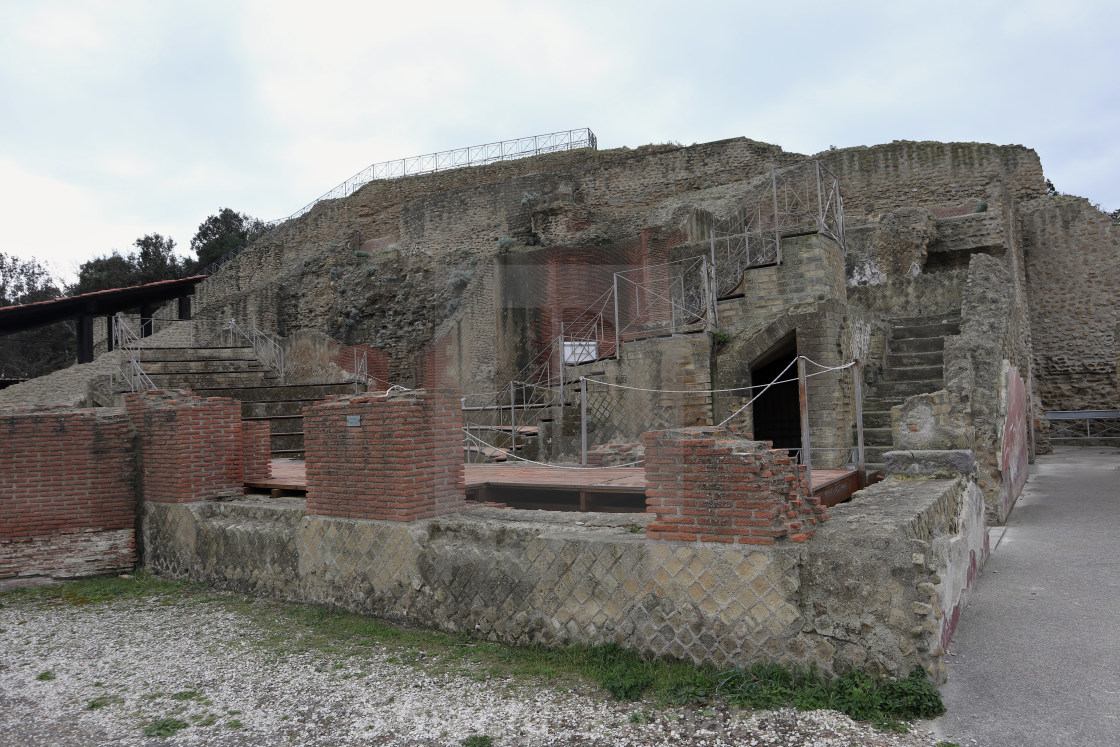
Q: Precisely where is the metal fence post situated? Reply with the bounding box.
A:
[580,377,588,466]
[797,356,813,486]
[853,359,866,487]
[612,274,620,358]
[510,380,517,452]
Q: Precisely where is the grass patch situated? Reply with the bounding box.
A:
[2,572,944,728]
[461,736,493,747]
[0,570,195,607]
[87,695,124,710]
[35,671,55,681]
[169,690,201,701]
[142,717,189,737]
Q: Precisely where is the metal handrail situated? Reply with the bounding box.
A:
[227,319,285,384]
[109,313,155,393]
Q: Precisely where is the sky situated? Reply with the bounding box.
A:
[1,0,1117,283]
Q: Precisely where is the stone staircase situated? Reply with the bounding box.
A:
[195,382,360,459]
[862,313,960,476]
[129,345,358,459]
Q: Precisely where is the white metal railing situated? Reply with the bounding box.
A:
[353,347,369,394]
[1046,410,1120,441]
[227,319,285,384]
[109,313,154,393]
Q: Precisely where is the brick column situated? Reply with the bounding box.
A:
[643,426,828,544]
[304,389,464,521]
[241,420,272,483]
[125,390,246,503]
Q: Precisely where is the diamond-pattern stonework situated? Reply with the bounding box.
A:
[141,472,982,681]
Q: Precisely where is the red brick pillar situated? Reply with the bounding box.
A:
[643,426,828,544]
[241,420,272,483]
[125,390,246,503]
[304,389,464,520]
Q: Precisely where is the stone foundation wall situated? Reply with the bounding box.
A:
[142,465,984,682]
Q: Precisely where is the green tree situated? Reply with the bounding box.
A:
[189,208,267,273]
[0,252,73,378]
[70,233,184,295]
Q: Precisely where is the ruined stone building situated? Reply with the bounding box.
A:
[97,134,1115,524]
[3,133,1117,679]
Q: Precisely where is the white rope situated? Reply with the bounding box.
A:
[463,431,645,470]
[716,355,801,427]
[582,376,790,395]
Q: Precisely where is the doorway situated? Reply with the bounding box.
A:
[750,335,801,453]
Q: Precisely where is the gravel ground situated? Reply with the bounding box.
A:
[0,587,948,746]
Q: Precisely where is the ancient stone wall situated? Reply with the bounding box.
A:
[817,141,1046,217]
[0,405,137,580]
[714,299,883,470]
[1021,196,1120,411]
[140,469,983,683]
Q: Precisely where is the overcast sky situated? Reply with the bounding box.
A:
[1,0,1117,283]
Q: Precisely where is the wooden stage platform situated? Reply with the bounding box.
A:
[246,460,861,511]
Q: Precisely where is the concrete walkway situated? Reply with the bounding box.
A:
[933,446,1120,746]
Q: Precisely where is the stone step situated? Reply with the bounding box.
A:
[887,312,961,328]
[270,432,305,451]
[144,371,280,389]
[890,320,960,339]
[863,427,893,446]
[193,382,360,402]
[244,414,304,435]
[271,447,306,459]
[883,365,943,383]
[865,445,894,462]
[142,359,273,375]
[888,336,945,354]
[200,499,306,524]
[862,410,892,429]
[871,380,942,399]
[886,351,943,368]
[134,346,257,362]
[242,400,307,418]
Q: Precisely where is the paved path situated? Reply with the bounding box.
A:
[933,446,1120,746]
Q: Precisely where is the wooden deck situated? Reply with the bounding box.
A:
[248,460,861,509]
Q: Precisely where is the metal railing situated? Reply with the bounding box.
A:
[284,128,597,222]
[227,319,285,384]
[198,128,598,279]
[109,313,154,393]
[708,159,846,297]
[1046,410,1120,441]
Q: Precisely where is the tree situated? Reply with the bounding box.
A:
[0,252,73,378]
[1,252,61,307]
[70,233,184,295]
[133,233,183,284]
[189,208,267,273]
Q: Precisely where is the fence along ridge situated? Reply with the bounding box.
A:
[201,128,598,277]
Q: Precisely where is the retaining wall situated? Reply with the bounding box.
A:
[0,405,137,580]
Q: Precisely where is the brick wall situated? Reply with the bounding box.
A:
[125,390,247,503]
[304,389,464,520]
[643,426,827,544]
[0,405,137,579]
[241,419,272,483]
